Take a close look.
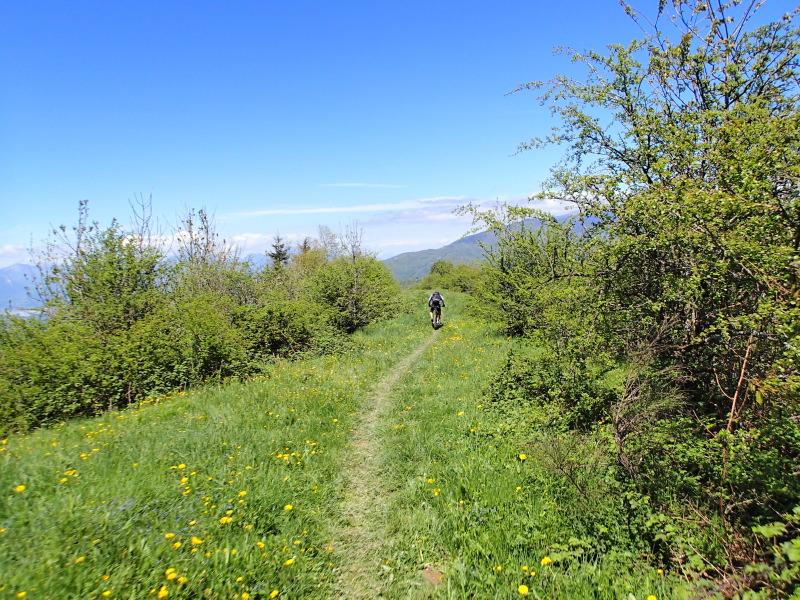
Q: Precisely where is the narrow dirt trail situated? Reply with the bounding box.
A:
[333,330,439,599]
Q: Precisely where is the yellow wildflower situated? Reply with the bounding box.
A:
[14,485,25,493]
[518,584,529,595]
[284,504,293,511]
[540,556,551,566]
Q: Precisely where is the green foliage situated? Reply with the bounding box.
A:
[418,260,486,294]
[0,206,404,435]
[237,300,346,360]
[467,0,800,583]
[0,316,109,429]
[309,255,404,333]
[746,507,800,598]
[486,347,622,433]
[266,234,291,270]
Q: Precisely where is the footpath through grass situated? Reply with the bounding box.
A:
[0,292,685,599]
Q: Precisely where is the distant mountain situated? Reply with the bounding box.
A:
[382,229,497,281]
[382,213,586,281]
[0,263,39,310]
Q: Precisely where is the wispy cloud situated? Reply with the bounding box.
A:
[232,197,468,218]
[318,183,406,188]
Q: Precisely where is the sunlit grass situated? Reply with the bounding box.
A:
[0,291,687,599]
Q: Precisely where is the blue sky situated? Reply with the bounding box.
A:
[1,1,794,267]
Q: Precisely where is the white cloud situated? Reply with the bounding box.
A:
[229,197,469,218]
[0,244,33,268]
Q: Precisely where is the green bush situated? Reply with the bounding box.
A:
[309,255,404,332]
[237,299,347,360]
[0,316,113,433]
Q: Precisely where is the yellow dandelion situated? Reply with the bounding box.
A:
[256,541,265,549]
[172,542,181,549]
[540,556,551,566]
[519,454,527,461]
[269,591,279,599]
[283,558,294,566]
[518,584,529,595]
[75,556,85,563]
[102,592,111,597]
[16,593,26,598]
[284,504,293,511]
[177,576,187,584]
[219,516,233,524]
[238,491,247,497]
[646,596,658,600]
[164,533,175,539]
[242,594,250,599]
[190,536,204,545]
[157,586,169,599]
[14,485,26,493]
[166,572,177,580]
[495,565,503,572]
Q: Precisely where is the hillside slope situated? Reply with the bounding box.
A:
[382,229,496,280]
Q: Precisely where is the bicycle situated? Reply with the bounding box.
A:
[431,305,442,329]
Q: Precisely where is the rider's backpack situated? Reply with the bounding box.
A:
[431,292,442,304]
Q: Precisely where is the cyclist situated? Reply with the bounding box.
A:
[428,291,445,325]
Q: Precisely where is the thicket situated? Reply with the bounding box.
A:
[415,259,486,295]
[465,1,800,595]
[0,202,404,434]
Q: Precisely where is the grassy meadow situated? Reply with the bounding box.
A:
[1,292,684,599]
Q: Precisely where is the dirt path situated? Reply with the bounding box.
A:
[333,330,439,599]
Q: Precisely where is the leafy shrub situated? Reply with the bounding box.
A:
[418,260,485,294]
[237,300,347,360]
[0,316,114,433]
[310,256,404,332]
[486,347,621,433]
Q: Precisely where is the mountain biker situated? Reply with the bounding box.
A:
[428,291,445,324]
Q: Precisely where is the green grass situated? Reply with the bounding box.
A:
[0,292,688,599]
